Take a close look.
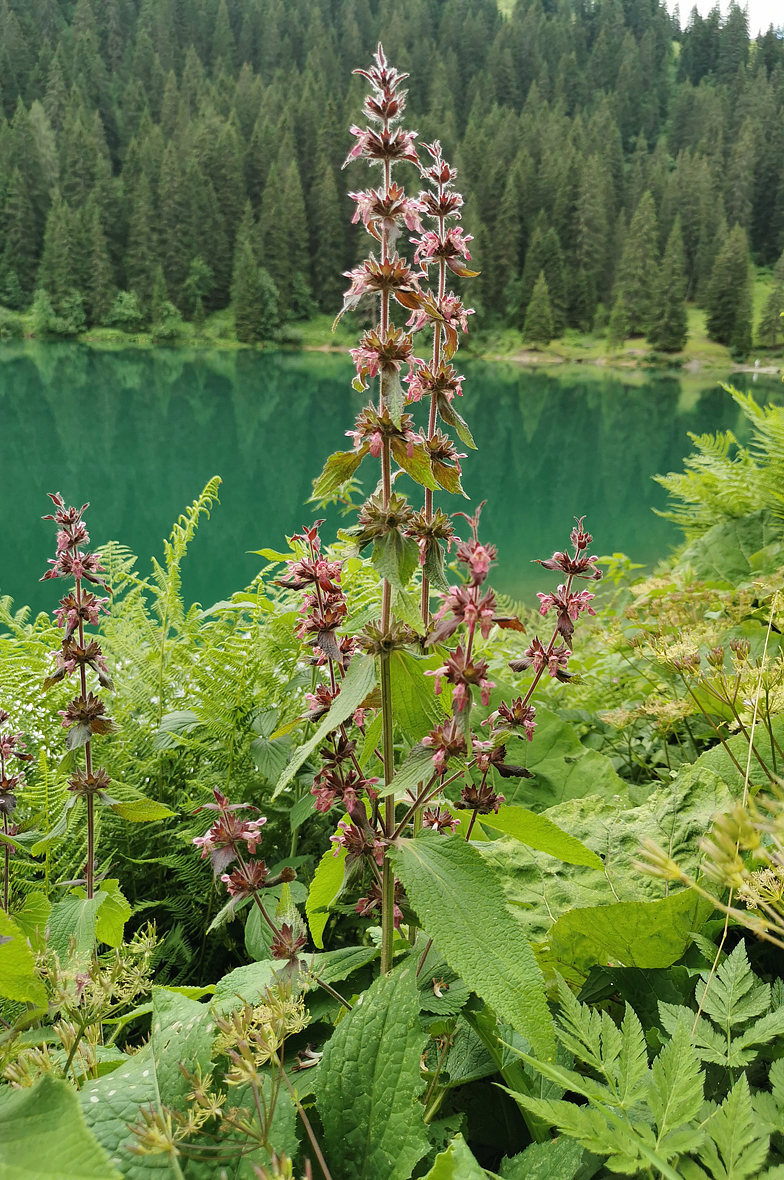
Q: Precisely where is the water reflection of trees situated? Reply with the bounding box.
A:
[0,344,777,614]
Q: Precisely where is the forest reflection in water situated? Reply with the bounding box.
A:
[0,343,780,617]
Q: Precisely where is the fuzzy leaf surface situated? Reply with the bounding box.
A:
[390,834,555,1060]
[316,964,429,1180]
[0,911,47,1007]
[421,1133,486,1179]
[0,1074,121,1179]
[482,806,603,868]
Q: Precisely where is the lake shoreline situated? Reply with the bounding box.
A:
[2,331,781,379]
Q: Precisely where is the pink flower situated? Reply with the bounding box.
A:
[537,585,596,641]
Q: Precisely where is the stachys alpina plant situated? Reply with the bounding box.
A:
[277,45,602,974]
[0,710,32,911]
[41,493,114,899]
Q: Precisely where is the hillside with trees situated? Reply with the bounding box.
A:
[0,0,783,352]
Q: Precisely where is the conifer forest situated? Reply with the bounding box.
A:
[2,5,784,1180]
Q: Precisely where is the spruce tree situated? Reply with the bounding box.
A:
[607,293,630,350]
[232,236,278,342]
[510,216,566,336]
[150,264,170,326]
[757,250,784,347]
[309,154,344,314]
[522,272,553,345]
[37,189,74,310]
[615,190,659,335]
[706,223,752,347]
[647,217,688,352]
[0,166,38,298]
[85,195,114,324]
[125,173,155,313]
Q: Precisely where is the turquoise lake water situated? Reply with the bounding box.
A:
[1,343,780,618]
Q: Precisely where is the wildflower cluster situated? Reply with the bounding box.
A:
[41,493,113,899]
[0,709,32,911]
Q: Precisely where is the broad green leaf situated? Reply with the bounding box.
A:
[390,835,556,1061]
[288,791,315,832]
[390,651,445,740]
[109,797,175,823]
[392,439,440,490]
[482,806,603,869]
[371,531,419,593]
[422,1134,486,1179]
[307,841,347,948]
[312,447,366,499]
[47,893,104,963]
[678,509,780,586]
[480,720,781,943]
[494,706,625,812]
[249,732,290,783]
[214,948,377,1012]
[0,1073,121,1179]
[431,459,465,496]
[94,882,132,948]
[81,988,215,1176]
[316,964,429,1180]
[0,911,47,1007]
[548,889,714,973]
[499,1136,584,1180]
[12,892,51,953]
[698,1074,769,1180]
[391,743,438,797]
[273,653,377,797]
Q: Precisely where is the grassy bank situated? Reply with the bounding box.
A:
[2,271,781,375]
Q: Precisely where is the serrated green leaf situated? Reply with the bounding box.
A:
[0,911,47,1007]
[273,653,376,798]
[431,459,465,496]
[109,797,175,822]
[390,651,445,741]
[481,806,603,868]
[695,941,766,1029]
[698,1074,769,1180]
[421,1133,486,1179]
[649,1019,705,1159]
[391,743,439,797]
[0,1073,121,1179]
[548,889,714,973]
[306,841,347,949]
[94,882,132,948]
[392,440,440,490]
[390,835,555,1061]
[47,893,104,964]
[371,531,419,593]
[249,733,290,783]
[312,448,366,499]
[12,892,51,954]
[316,964,429,1180]
[499,1136,584,1180]
[289,791,315,832]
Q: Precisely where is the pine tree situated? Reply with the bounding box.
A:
[522,272,553,345]
[615,190,659,334]
[606,293,630,350]
[706,223,752,348]
[510,216,566,336]
[647,217,688,352]
[309,154,344,314]
[181,256,214,322]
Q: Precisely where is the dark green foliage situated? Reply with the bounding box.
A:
[0,0,776,342]
[522,271,553,346]
[232,237,278,343]
[615,190,659,335]
[706,224,752,349]
[606,293,630,350]
[648,218,688,352]
[106,290,143,332]
[758,250,784,347]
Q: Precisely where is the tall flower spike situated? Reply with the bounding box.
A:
[42,494,114,900]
